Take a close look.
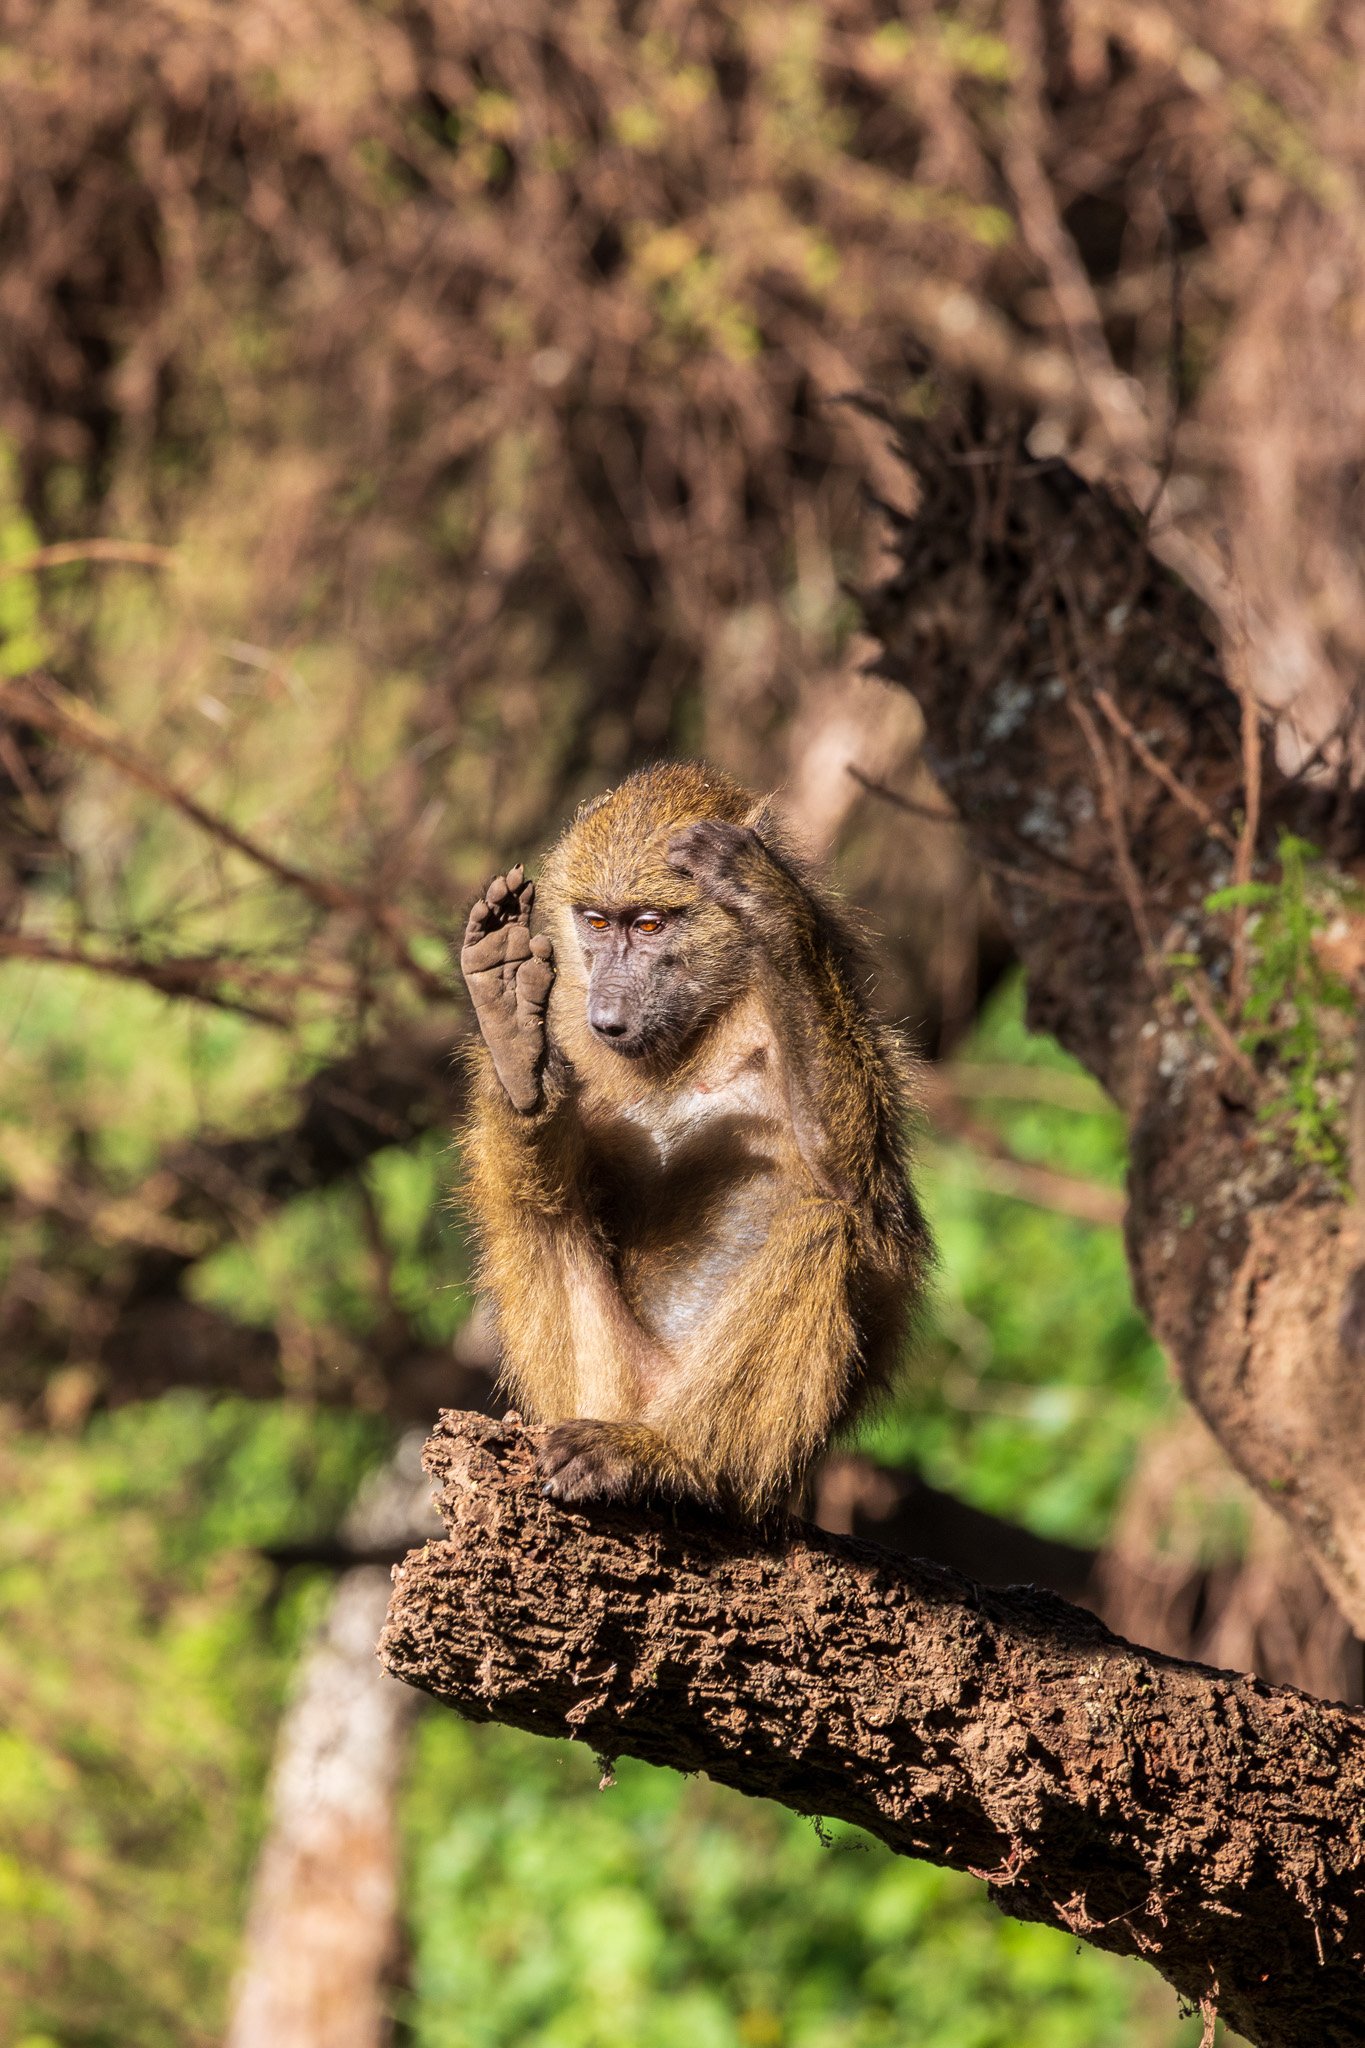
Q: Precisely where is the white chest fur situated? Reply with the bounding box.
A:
[613,1040,780,1165]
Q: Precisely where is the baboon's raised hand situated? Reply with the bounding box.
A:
[460,865,555,1114]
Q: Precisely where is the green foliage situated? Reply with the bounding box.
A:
[189,1134,470,1346]
[0,961,290,1184]
[0,1396,386,2046]
[860,976,1171,1548]
[401,1717,1199,2048]
[0,441,48,677]
[1205,832,1358,1179]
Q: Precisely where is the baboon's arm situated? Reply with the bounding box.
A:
[460,862,667,1422]
[668,821,895,1208]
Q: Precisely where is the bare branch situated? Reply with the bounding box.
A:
[1229,660,1265,1015]
[1093,686,1237,851]
[0,932,298,1028]
[0,539,175,578]
[1053,618,1161,975]
[847,765,1115,905]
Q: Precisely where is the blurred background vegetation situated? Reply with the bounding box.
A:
[1,1,1360,2042]
[4,985,1195,2048]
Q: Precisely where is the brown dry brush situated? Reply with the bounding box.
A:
[2,0,1356,1157]
[3,0,1363,753]
[3,0,1360,1000]
[0,0,980,973]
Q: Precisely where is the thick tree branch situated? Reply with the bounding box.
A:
[381,1413,1365,2048]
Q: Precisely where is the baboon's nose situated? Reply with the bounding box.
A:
[588,994,631,1038]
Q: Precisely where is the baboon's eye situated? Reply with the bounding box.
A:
[633,913,666,935]
[582,911,609,931]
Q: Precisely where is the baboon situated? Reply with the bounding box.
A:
[459,761,930,1516]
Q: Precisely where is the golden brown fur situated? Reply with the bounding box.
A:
[459,761,930,1517]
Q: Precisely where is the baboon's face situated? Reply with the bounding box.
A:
[571,899,742,1060]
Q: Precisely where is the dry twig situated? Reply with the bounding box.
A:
[0,932,293,1028]
[1060,677,1161,970]
[847,765,1115,905]
[1228,657,1265,1016]
[0,539,175,578]
[1093,687,1236,850]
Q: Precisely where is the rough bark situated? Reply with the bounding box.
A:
[281,1439,1361,1700]
[380,1412,1365,2048]
[864,412,1365,1635]
[822,1444,1361,1703]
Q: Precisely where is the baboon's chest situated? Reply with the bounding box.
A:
[582,1046,789,1342]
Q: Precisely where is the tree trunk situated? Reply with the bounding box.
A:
[227,1434,441,2048]
[380,1412,1365,2048]
[865,414,1365,1635]
[227,1569,411,2048]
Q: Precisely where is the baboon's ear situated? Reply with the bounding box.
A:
[744,795,776,840]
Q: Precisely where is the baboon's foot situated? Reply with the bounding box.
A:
[460,864,555,1113]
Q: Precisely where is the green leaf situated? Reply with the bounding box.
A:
[1204,881,1278,912]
